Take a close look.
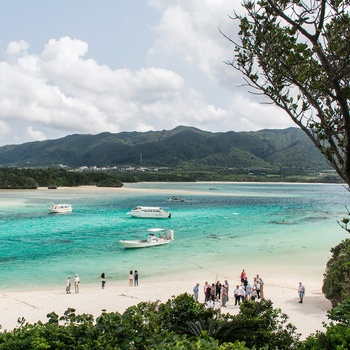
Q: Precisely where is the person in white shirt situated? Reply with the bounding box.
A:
[74,274,80,293]
[213,296,221,317]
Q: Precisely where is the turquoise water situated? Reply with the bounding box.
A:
[0,182,348,291]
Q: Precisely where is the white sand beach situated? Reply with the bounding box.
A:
[0,269,331,340]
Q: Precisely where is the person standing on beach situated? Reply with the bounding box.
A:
[204,281,210,301]
[245,281,252,300]
[257,274,264,299]
[74,274,80,293]
[129,270,133,286]
[298,282,305,303]
[221,283,228,306]
[215,280,222,299]
[214,296,221,317]
[240,269,246,284]
[101,273,106,289]
[253,277,261,299]
[193,283,199,301]
[224,280,229,301]
[66,276,71,294]
[234,285,240,305]
[134,270,139,286]
[210,283,216,301]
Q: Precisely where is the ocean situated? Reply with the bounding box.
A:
[0,182,348,291]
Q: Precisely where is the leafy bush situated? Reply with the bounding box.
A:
[322,239,350,306]
[0,295,303,349]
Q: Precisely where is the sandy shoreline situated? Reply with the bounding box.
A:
[0,269,331,340]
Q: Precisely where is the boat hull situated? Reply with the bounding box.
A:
[129,212,170,218]
[119,229,174,249]
[48,204,72,213]
[127,206,171,218]
[119,239,171,249]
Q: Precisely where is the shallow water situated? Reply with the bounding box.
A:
[0,182,348,291]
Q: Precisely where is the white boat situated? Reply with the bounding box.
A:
[167,196,185,202]
[48,203,72,213]
[127,206,171,218]
[119,228,174,249]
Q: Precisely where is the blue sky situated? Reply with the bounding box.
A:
[0,0,294,146]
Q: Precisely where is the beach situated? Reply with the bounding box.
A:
[0,183,346,339]
[0,267,331,340]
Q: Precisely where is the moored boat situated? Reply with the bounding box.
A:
[48,203,73,213]
[167,196,185,202]
[127,206,171,218]
[119,228,174,249]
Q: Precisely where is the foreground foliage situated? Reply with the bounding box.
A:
[1,293,350,349]
[0,294,302,350]
[322,238,350,306]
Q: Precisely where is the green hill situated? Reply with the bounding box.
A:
[0,126,331,170]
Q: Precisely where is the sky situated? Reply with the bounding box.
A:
[0,0,295,146]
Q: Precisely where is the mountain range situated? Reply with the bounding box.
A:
[0,126,331,170]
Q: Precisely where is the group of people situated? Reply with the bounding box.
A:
[194,270,306,308]
[129,270,139,286]
[65,274,80,294]
[201,280,230,307]
[192,270,265,309]
[233,270,265,305]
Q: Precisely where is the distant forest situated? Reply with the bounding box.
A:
[0,167,342,189]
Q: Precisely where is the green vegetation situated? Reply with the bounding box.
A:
[0,168,123,189]
[227,1,350,187]
[118,168,341,184]
[3,293,350,349]
[0,127,332,171]
[322,239,350,307]
[0,166,342,189]
[0,294,301,349]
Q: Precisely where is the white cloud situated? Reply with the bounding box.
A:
[5,40,29,55]
[26,126,46,141]
[0,2,295,146]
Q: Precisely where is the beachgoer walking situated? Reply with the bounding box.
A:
[74,274,80,293]
[215,280,222,299]
[66,276,71,294]
[240,269,246,284]
[134,270,139,286]
[129,270,133,286]
[257,274,264,299]
[193,283,199,301]
[298,282,305,303]
[101,273,106,289]
[204,281,209,301]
